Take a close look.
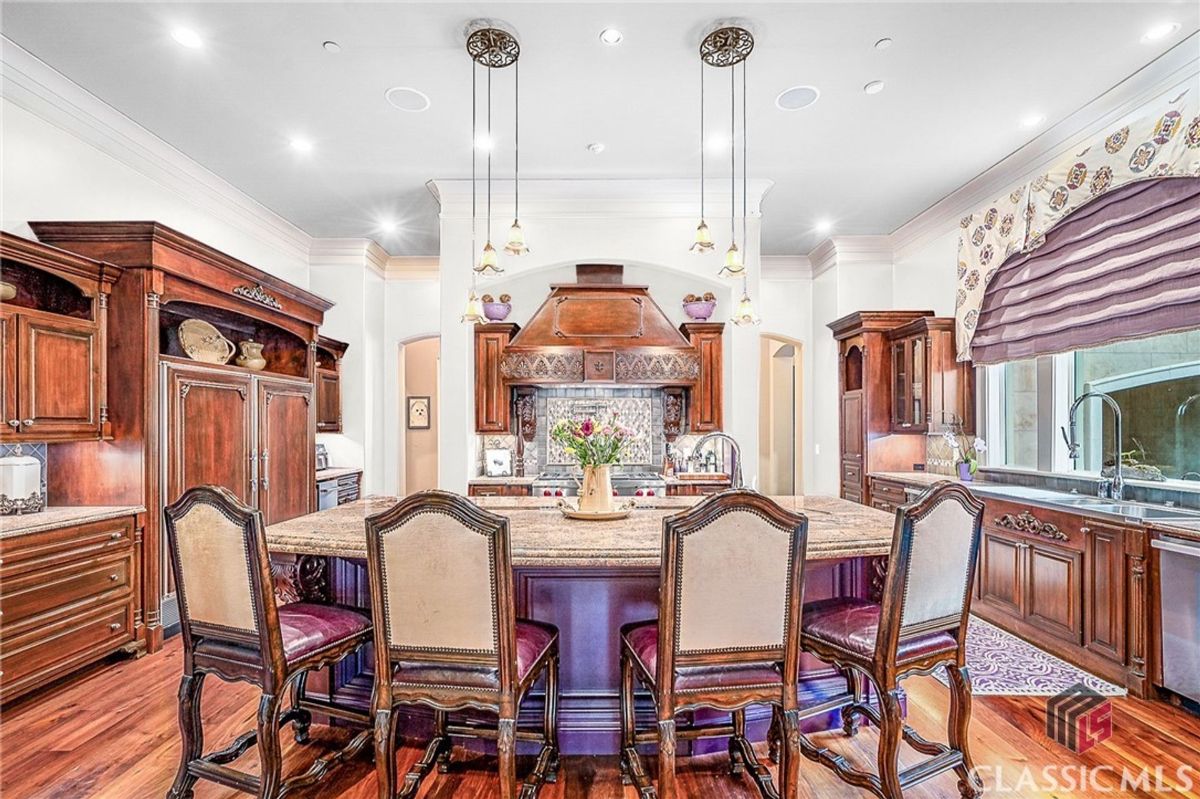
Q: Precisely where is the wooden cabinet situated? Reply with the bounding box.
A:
[665,480,729,497]
[0,513,143,705]
[867,476,908,514]
[314,335,347,433]
[887,317,975,435]
[1024,540,1083,643]
[980,529,1025,617]
[335,471,361,504]
[1084,520,1127,664]
[467,482,532,497]
[681,323,724,433]
[257,378,315,525]
[165,366,255,505]
[0,233,120,443]
[475,324,519,434]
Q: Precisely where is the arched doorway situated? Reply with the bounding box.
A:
[759,335,803,495]
[399,335,440,494]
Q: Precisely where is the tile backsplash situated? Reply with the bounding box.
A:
[539,387,663,469]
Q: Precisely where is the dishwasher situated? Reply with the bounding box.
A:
[317,478,340,511]
[1153,535,1200,704]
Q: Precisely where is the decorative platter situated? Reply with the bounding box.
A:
[178,318,236,364]
[557,499,635,521]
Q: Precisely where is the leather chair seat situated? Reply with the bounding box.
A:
[278,602,373,663]
[392,619,558,691]
[622,621,784,692]
[801,597,957,664]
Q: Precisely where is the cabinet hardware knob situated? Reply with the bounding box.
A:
[110,532,122,540]
[109,574,119,581]
[1080,526,1090,534]
[21,419,33,428]
[108,622,121,631]
[6,420,18,429]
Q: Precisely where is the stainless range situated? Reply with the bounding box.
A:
[531,470,667,498]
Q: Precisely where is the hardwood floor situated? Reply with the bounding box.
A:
[3,639,1199,798]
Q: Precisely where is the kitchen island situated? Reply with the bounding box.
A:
[265,494,898,754]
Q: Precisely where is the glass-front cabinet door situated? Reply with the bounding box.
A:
[911,335,927,429]
[892,340,910,429]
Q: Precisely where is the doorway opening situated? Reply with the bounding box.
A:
[759,335,804,495]
[399,335,440,495]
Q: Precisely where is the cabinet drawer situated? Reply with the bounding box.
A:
[841,487,864,504]
[984,498,1087,551]
[469,484,505,497]
[0,600,133,703]
[842,461,863,488]
[0,552,133,633]
[870,498,898,515]
[0,517,134,579]
[870,479,909,505]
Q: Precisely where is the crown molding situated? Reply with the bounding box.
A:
[761,255,813,281]
[428,178,775,220]
[385,256,440,281]
[888,34,1200,260]
[1,35,313,265]
[808,238,838,277]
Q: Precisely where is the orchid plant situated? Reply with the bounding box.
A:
[943,429,988,475]
[550,414,633,468]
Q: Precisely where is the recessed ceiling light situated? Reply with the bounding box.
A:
[1020,113,1045,129]
[816,219,833,234]
[863,80,885,95]
[385,86,431,113]
[171,27,204,49]
[587,142,606,154]
[599,28,623,45]
[378,219,397,233]
[775,85,820,111]
[322,40,341,53]
[474,134,493,151]
[289,137,314,154]
[874,37,893,50]
[1142,22,1180,42]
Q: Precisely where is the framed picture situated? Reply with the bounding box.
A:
[483,448,514,478]
[407,395,431,430]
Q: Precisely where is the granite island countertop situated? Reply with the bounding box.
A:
[0,505,146,539]
[264,494,895,568]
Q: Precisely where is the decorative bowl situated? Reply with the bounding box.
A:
[483,301,512,322]
[683,300,716,321]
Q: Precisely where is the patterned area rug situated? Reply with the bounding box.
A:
[933,617,1126,697]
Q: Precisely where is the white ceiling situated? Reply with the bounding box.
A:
[3,2,1196,256]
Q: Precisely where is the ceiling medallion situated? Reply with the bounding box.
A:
[699,26,754,68]
[466,27,520,69]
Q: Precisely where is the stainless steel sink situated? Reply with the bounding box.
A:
[1054,498,1200,520]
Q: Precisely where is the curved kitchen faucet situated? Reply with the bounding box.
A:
[692,432,744,489]
[1176,393,1200,480]
[1063,391,1124,500]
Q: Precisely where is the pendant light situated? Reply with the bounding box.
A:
[690,61,714,254]
[699,26,753,279]
[504,60,529,255]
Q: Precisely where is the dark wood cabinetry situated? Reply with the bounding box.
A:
[32,221,332,656]
[0,512,145,704]
[467,482,532,497]
[475,323,519,433]
[314,335,347,433]
[680,322,724,433]
[887,317,975,434]
[0,233,120,442]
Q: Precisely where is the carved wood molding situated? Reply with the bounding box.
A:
[500,350,584,382]
[993,511,1068,541]
[615,351,700,382]
[662,389,684,441]
[232,283,283,310]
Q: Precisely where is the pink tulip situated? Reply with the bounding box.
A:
[580,419,594,437]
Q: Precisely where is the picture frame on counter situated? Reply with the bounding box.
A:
[483,448,514,478]
[407,395,431,429]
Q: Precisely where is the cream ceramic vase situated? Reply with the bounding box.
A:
[578,465,615,513]
[235,340,267,371]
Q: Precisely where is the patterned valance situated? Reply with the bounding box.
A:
[955,91,1200,361]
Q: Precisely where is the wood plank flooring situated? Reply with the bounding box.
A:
[3,640,1199,798]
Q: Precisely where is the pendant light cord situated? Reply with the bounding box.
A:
[487,65,493,243]
[471,61,477,289]
[699,60,704,219]
[730,63,735,246]
[514,60,520,221]
[742,59,748,262]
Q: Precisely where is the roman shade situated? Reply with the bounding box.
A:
[970,177,1200,365]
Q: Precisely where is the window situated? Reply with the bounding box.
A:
[988,329,1200,483]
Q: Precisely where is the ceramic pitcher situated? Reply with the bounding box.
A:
[578,464,615,513]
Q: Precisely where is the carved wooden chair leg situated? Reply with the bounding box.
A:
[657,717,678,799]
[842,668,866,737]
[166,671,205,799]
[947,665,983,799]
[767,706,782,764]
[619,651,636,786]
[875,686,906,799]
[256,692,285,799]
[779,707,802,799]
[544,654,561,783]
[498,716,518,799]
[373,708,397,799]
[291,671,312,744]
[433,710,451,774]
[729,709,747,776]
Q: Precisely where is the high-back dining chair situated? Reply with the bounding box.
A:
[163,485,373,799]
[365,490,560,799]
[618,489,809,799]
[795,481,985,799]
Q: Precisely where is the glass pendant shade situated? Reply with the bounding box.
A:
[719,242,745,277]
[475,242,503,275]
[690,220,715,253]
[504,219,529,255]
[731,291,761,326]
[461,289,487,324]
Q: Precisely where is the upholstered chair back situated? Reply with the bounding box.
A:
[163,486,276,648]
[661,490,809,674]
[881,482,984,649]
[366,491,512,672]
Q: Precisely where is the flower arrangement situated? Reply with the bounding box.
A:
[943,430,988,480]
[550,414,632,468]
